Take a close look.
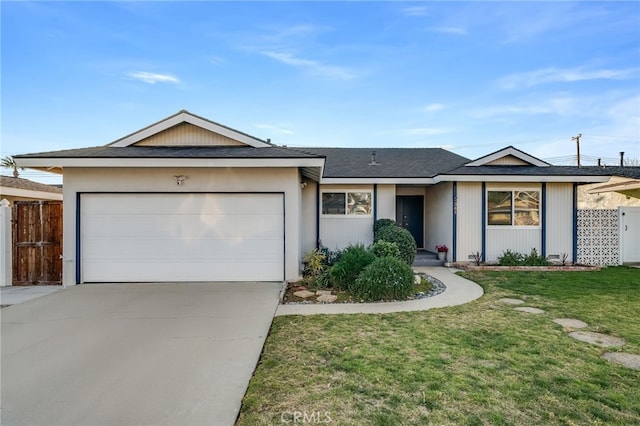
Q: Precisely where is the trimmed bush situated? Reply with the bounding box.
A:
[373,218,397,236]
[371,240,401,259]
[498,249,550,266]
[374,225,417,265]
[329,244,375,291]
[523,248,550,266]
[497,249,524,266]
[351,256,415,301]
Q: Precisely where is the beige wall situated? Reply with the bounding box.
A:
[319,184,374,250]
[134,123,245,146]
[425,183,453,255]
[376,184,396,220]
[300,180,318,256]
[62,167,301,285]
[456,182,482,261]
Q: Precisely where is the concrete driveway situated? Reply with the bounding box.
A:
[1,281,283,426]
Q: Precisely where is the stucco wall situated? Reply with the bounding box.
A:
[376,184,396,220]
[300,180,318,256]
[546,183,573,259]
[62,167,301,285]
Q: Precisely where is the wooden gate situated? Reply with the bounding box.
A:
[12,201,63,285]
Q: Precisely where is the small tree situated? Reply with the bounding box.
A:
[1,156,20,178]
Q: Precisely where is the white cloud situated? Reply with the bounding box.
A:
[430,26,467,35]
[403,127,451,136]
[261,51,356,80]
[424,103,445,113]
[401,6,429,16]
[498,67,639,90]
[255,123,294,135]
[127,71,180,84]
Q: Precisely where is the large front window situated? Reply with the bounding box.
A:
[322,192,372,216]
[488,190,540,226]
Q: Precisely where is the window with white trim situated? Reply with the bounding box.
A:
[322,192,372,216]
[487,190,540,226]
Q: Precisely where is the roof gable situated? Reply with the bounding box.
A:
[466,146,549,167]
[109,110,271,148]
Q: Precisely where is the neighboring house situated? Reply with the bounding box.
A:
[0,175,63,205]
[16,110,619,285]
[580,167,640,208]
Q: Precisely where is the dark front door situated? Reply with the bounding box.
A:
[396,196,424,248]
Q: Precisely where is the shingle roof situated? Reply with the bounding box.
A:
[297,148,470,178]
[443,165,640,177]
[15,145,322,159]
[1,176,63,193]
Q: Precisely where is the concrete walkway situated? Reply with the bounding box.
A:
[275,267,483,316]
[1,285,63,306]
[1,281,282,426]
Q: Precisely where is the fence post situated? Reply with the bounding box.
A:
[0,199,12,286]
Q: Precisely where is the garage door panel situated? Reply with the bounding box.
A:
[81,193,284,282]
[83,238,283,261]
[83,260,281,282]
[83,214,282,239]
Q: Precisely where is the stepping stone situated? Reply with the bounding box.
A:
[316,294,338,303]
[602,352,640,370]
[515,307,545,314]
[315,290,332,296]
[568,331,625,348]
[498,298,525,305]
[553,318,588,329]
[293,290,316,299]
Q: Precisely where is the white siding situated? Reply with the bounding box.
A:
[319,184,373,250]
[486,228,541,261]
[485,182,542,261]
[546,183,573,259]
[134,123,245,146]
[376,184,396,220]
[456,182,482,261]
[62,167,301,285]
[425,183,453,254]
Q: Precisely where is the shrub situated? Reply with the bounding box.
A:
[523,248,550,266]
[302,249,326,278]
[498,249,550,266]
[371,240,401,259]
[373,218,397,236]
[329,244,375,291]
[374,225,417,265]
[351,256,415,301]
[323,248,343,266]
[497,249,524,266]
[314,268,334,289]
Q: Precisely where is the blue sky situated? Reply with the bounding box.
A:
[2,1,639,183]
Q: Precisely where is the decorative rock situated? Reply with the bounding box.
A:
[514,306,545,314]
[498,298,525,305]
[602,352,640,370]
[415,275,422,284]
[293,290,316,299]
[568,331,625,348]
[316,294,338,303]
[316,290,332,296]
[553,318,588,329]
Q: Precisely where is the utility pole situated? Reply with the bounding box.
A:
[571,133,582,167]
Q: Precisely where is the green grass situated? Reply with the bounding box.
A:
[237,267,640,425]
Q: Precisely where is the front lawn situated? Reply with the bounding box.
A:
[238,267,640,425]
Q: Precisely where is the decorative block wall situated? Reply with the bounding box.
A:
[577,209,619,265]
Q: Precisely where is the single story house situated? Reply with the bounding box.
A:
[15,110,617,285]
[0,175,63,205]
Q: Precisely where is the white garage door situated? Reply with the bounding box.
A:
[81,193,284,282]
